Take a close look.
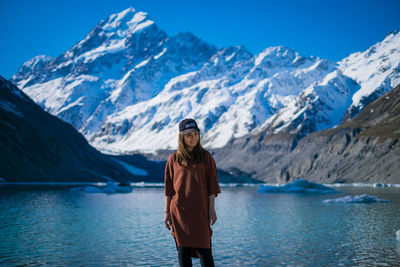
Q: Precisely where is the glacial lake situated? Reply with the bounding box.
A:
[1,184,400,266]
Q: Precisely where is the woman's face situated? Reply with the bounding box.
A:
[183,131,199,151]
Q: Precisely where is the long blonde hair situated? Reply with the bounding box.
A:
[176,132,205,166]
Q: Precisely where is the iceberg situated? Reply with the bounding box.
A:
[70,185,103,193]
[323,194,390,204]
[70,181,133,194]
[102,181,133,193]
[257,179,338,194]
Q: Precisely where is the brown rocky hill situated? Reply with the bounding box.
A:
[0,76,143,183]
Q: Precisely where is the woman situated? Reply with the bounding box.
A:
[164,118,221,267]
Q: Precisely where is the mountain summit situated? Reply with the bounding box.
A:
[11,8,400,154]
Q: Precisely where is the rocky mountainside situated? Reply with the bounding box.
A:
[11,7,399,154]
[0,76,148,182]
[213,83,400,184]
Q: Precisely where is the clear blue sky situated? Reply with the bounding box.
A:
[0,0,399,79]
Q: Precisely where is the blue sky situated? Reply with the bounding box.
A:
[0,0,399,79]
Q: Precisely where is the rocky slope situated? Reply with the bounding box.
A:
[0,76,148,182]
[213,83,400,184]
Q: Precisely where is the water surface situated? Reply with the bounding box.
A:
[1,185,400,266]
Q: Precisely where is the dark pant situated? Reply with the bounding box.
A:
[177,247,215,267]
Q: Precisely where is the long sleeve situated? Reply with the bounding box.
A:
[164,154,175,196]
[206,152,221,197]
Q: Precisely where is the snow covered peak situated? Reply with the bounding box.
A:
[247,46,326,82]
[16,55,53,79]
[382,30,399,45]
[11,55,53,88]
[65,7,160,64]
[254,46,300,67]
[101,8,154,38]
[20,55,53,70]
[213,46,252,63]
[202,46,252,73]
[254,69,359,137]
[339,30,400,118]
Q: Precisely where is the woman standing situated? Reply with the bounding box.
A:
[164,118,221,267]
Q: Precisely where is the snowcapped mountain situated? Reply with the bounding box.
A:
[339,31,400,118]
[11,7,217,137]
[248,31,400,138]
[11,8,400,154]
[254,70,360,138]
[86,45,337,153]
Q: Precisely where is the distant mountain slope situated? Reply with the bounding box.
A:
[10,7,400,154]
[213,83,400,184]
[0,76,145,182]
[339,30,400,119]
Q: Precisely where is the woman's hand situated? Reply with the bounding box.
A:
[164,196,172,230]
[208,194,217,226]
[209,208,217,226]
[164,212,172,230]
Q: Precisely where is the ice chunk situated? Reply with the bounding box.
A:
[70,181,133,194]
[102,181,133,193]
[323,194,390,203]
[397,230,400,241]
[70,186,103,193]
[257,179,337,194]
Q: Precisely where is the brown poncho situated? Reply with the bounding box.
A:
[164,150,221,249]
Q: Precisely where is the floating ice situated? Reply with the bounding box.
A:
[102,181,133,193]
[323,194,390,204]
[397,230,400,241]
[257,179,338,194]
[70,185,103,193]
[70,181,133,194]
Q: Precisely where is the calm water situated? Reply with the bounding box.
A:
[1,185,400,266]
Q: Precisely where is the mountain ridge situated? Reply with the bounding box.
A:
[10,7,400,155]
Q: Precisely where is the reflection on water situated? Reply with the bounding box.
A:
[1,186,400,266]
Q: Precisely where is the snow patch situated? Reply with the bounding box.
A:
[135,58,151,69]
[225,52,236,61]
[154,48,167,59]
[112,159,149,176]
[75,39,126,63]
